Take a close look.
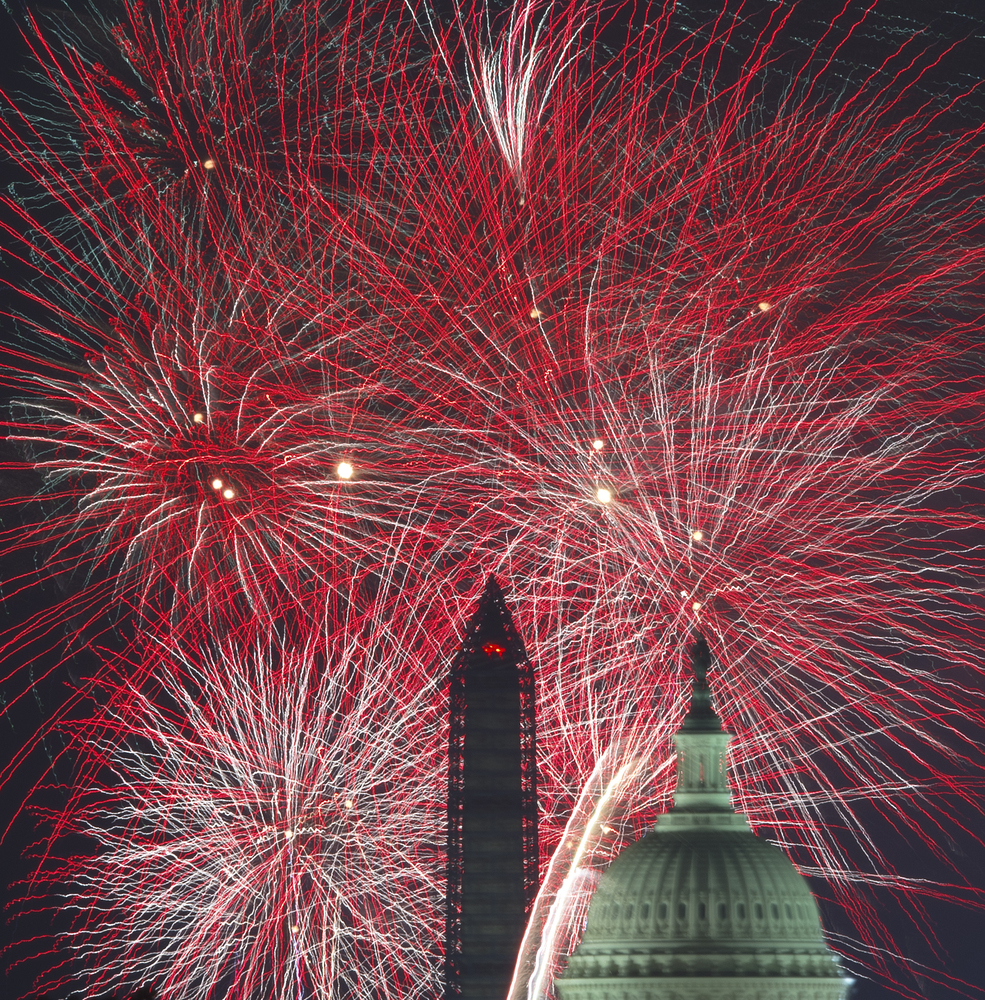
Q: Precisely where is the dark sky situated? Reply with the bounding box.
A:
[0,1,983,999]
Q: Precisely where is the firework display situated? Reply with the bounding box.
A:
[1,1,983,998]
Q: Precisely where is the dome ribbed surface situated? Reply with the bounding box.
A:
[563,823,841,980]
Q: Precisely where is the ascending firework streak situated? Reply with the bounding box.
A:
[511,751,654,1000]
[2,1,984,998]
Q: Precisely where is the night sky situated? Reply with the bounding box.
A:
[1,1,984,998]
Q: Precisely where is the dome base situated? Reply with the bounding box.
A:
[557,974,848,1000]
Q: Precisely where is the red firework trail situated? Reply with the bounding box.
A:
[1,1,985,999]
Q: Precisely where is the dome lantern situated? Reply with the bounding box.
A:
[664,637,737,817]
[555,638,850,1000]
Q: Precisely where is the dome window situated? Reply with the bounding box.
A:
[698,902,707,921]
[755,903,763,920]
[736,902,746,920]
[717,902,727,921]
[770,903,779,920]
[658,902,668,920]
[641,903,650,921]
[785,903,793,920]
[677,902,687,920]
[611,903,620,921]
[625,904,633,920]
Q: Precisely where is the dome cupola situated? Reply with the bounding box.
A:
[556,639,848,1000]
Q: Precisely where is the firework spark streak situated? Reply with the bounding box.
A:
[2,1,985,998]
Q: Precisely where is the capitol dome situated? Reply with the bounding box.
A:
[556,640,848,1000]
